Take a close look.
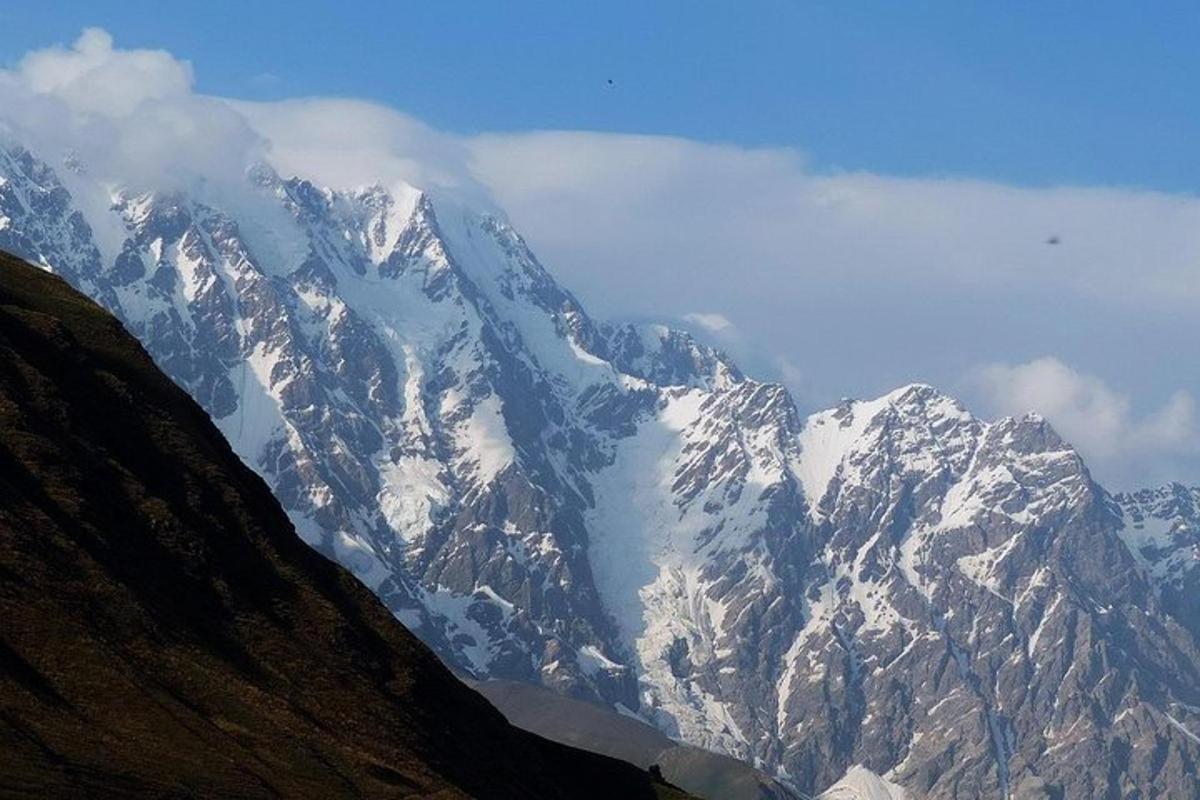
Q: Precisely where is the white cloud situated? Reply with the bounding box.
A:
[15,28,192,117]
[968,357,1199,487]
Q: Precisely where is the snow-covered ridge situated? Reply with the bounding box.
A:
[818,766,909,800]
[4,143,1200,799]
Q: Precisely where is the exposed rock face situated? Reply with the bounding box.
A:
[4,144,1200,797]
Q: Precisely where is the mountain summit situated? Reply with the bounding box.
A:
[3,143,1199,797]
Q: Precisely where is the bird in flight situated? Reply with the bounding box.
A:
[1045,235,1060,246]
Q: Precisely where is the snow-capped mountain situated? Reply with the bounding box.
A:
[4,142,1200,798]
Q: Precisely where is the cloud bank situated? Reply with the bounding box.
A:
[2,29,1197,488]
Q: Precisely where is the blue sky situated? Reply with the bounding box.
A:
[3,1,1199,191]
[0,7,1197,487]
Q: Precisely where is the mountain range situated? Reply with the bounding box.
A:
[2,141,1199,798]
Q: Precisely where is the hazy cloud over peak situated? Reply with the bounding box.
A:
[231,98,493,205]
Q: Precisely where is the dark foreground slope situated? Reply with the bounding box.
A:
[0,252,690,800]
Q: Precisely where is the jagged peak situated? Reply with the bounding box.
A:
[884,380,937,396]
[793,383,1097,517]
[878,381,968,413]
[815,383,976,440]
[599,321,743,389]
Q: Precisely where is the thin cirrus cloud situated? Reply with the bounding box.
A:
[1,29,1197,488]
